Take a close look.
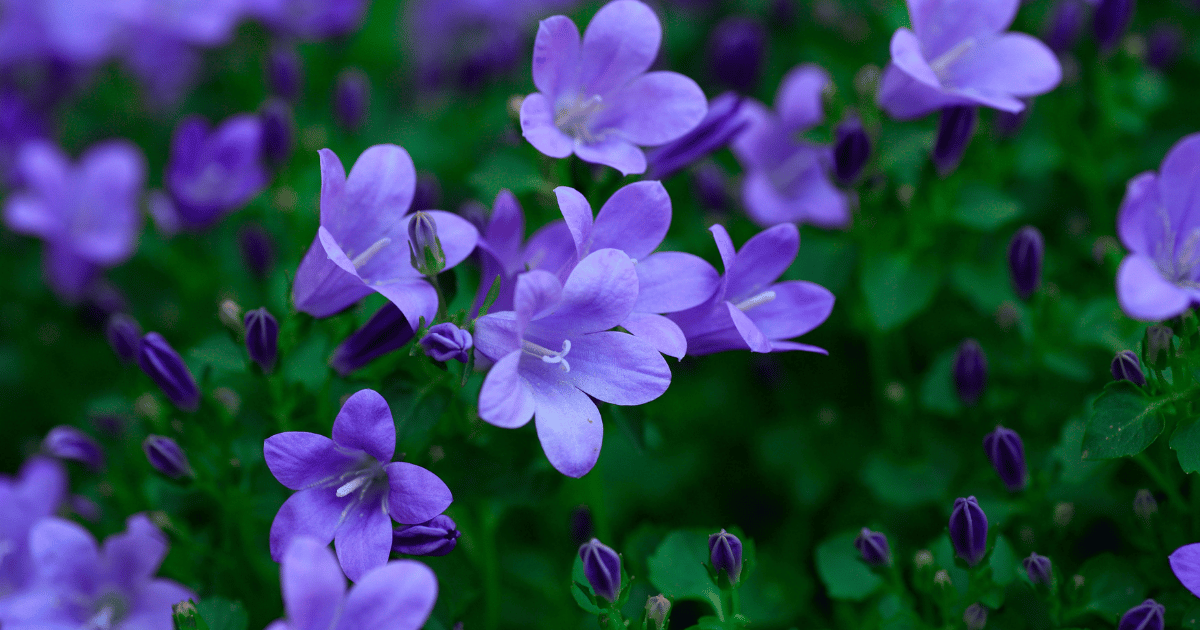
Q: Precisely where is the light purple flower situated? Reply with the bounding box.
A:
[519,0,708,175]
[246,0,370,40]
[292,145,478,326]
[731,64,852,229]
[645,92,750,181]
[877,0,1062,120]
[472,189,574,316]
[265,536,437,630]
[1116,133,1200,321]
[668,224,835,356]
[0,91,47,187]
[0,457,66,595]
[3,139,145,301]
[474,249,671,477]
[1170,542,1200,599]
[265,389,453,581]
[156,114,268,232]
[42,426,104,471]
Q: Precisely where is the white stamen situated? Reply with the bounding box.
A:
[336,475,370,498]
[929,38,977,79]
[522,339,573,373]
[351,237,392,269]
[736,290,777,312]
[555,94,606,143]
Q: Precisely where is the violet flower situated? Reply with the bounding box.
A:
[419,323,473,363]
[391,515,461,557]
[0,457,67,595]
[472,189,574,316]
[877,0,1062,120]
[248,0,370,40]
[330,303,416,376]
[474,249,672,477]
[668,224,835,356]
[1171,543,1200,599]
[265,389,453,580]
[644,92,749,181]
[519,0,708,175]
[157,114,269,232]
[0,91,47,187]
[292,145,478,325]
[3,139,145,302]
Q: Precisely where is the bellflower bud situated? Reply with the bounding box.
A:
[1043,0,1086,53]
[419,323,472,363]
[1145,325,1172,369]
[105,313,142,363]
[329,303,416,376]
[1094,0,1135,52]
[1008,226,1044,301]
[709,529,743,584]
[1023,552,1052,585]
[949,496,988,566]
[391,514,461,556]
[953,339,987,406]
[137,333,200,412]
[239,225,275,281]
[644,93,748,181]
[244,307,280,372]
[645,595,670,630]
[260,99,294,166]
[854,528,891,566]
[1133,489,1158,523]
[708,17,765,94]
[143,435,194,479]
[833,118,871,185]
[408,211,446,276]
[964,603,987,630]
[579,538,621,603]
[983,426,1028,492]
[932,105,977,176]
[1147,25,1183,70]
[1118,599,1165,630]
[267,45,303,102]
[43,425,104,470]
[1111,350,1145,386]
[333,68,369,132]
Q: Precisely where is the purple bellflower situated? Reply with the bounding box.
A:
[668,224,835,356]
[3,140,145,302]
[644,92,750,181]
[265,537,437,630]
[137,332,201,412]
[731,64,852,229]
[265,389,453,580]
[519,0,708,175]
[855,528,891,566]
[472,189,574,317]
[474,249,672,477]
[293,145,478,326]
[420,323,473,363]
[1170,543,1200,599]
[1115,133,1200,321]
[579,538,621,602]
[708,529,743,583]
[42,426,104,471]
[877,0,1062,120]
[949,496,989,566]
[0,91,47,187]
[391,515,461,557]
[330,303,417,376]
[1119,600,1165,630]
[248,0,370,40]
[0,457,67,595]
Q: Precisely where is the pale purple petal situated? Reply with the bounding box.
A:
[28,517,99,592]
[385,462,453,524]
[270,489,351,561]
[529,374,604,478]
[877,63,960,120]
[726,223,799,303]
[478,351,536,428]
[406,210,479,271]
[474,314,522,362]
[265,432,356,490]
[521,93,574,159]
[769,340,829,354]
[1116,172,1161,256]
[4,193,57,240]
[336,560,437,630]
[482,190,525,272]
[889,29,942,90]
[621,312,687,359]
[554,186,594,257]
[775,64,831,131]
[515,270,565,334]
[910,0,1019,58]
[568,331,672,402]
[532,15,581,99]
[332,389,396,463]
[281,537,346,630]
[1117,254,1192,321]
[747,280,835,340]
[726,302,772,352]
[44,245,98,302]
[100,514,166,590]
[742,165,851,230]
[293,231,374,318]
[539,248,638,333]
[326,145,416,251]
[578,0,661,98]
[590,181,670,259]
[633,251,720,314]
[123,579,195,630]
[334,491,392,581]
[72,140,146,264]
[1158,133,1200,231]
[573,137,647,176]
[944,34,1061,110]
[523,221,575,274]
[709,224,738,276]
[1171,543,1200,599]
[318,149,348,226]
[594,72,707,146]
[373,279,439,330]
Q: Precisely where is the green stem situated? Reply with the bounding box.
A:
[1134,453,1188,510]
[428,273,447,323]
[480,505,501,630]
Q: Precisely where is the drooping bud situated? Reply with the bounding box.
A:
[645,93,748,181]
[244,307,280,372]
[1147,24,1183,70]
[1007,226,1044,300]
[333,67,369,132]
[238,224,275,281]
[1133,489,1158,523]
[173,600,203,630]
[143,435,194,479]
[964,603,988,630]
[645,595,671,630]
[708,17,766,94]
[43,426,104,470]
[1023,552,1053,585]
[392,514,461,556]
[1145,325,1173,369]
[419,322,473,363]
[1094,0,1135,53]
[932,105,977,175]
[953,339,987,406]
[709,529,743,584]
[854,528,891,566]
[1118,599,1165,630]
[1042,0,1087,53]
[579,538,621,603]
[408,211,446,275]
[1111,350,1145,386]
[329,303,416,376]
[949,496,988,566]
[267,44,303,102]
[260,99,294,166]
[105,313,142,363]
[983,426,1028,492]
[137,333,200,412]
[833,118,871,185]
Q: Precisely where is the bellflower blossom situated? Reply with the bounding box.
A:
[645,92,749,181]
[475,249,672,477]
[1115,133,1200,321]
[3,140,146,301]
[519,0,708,175]
[877,0,1062,120]
[0,457,66,595]
[472,189,575,316]
[247,0,371,40]
[0,91,47,187]
[293,145,478,326]
[265,389,453,580]
[731,65,852,229]
[668,224,835,356]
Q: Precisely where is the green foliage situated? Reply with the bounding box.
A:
[1083,382,1165,459]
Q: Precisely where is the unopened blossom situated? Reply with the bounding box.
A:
[265,389,453,580]
[391,515,461,557]
[475,249,671,477]
[877,0,1062,120]
[472,189,575,316]
[419,323,472,363]
[520,0,708,175]
[0,457,67,594]
[3,140,145,301]
[645,92,750,181]
[42,426,104,470]
[731,64,852,229]
[333,68,369,132]
[330,303,416,376]
[292,145,478,325]
[579,538,621,602]
[668,224,835,356]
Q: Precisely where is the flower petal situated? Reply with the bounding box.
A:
[293,231,372,318]
[877,62,959,120]
[1158,132,1200,233]
[726,223,799,303]
[327,145,416,252]
[3,193,57,240]
[579,0,661,97]
[29,517,99,592]
[372,279,439,330]
[123,579,195,630]
[890,29,941,90]
[746,280,835,340]
[385,462,453,525]
[569,330,672,401]
[474,313,521,362]
[726,302,772,352]
[1170,543,1200,600]
[73,140,145,264]
[281,537,346,630]
[769,340,829,354]
[573,136,648,176]
[909,0,1018,59]
[1116,254,1192,321]
[482,190,525,274]
[540,248,638,334]
[775,64,831,131]
[944,33,1061,108]
[515,269,565,335]
[334,493,392,582]
[101,514,167,590]
[528,375,604,478]
[523,220,576,275]
[265,432,356,491]
[1116,172,1162,256]
[594,71,708,146]
[555,185,594,258]
[521,93,574,159]
[590,181,670,260]
[478,351,536,428]
[270,489,348,562]
[633,251,720,314]
[337,560,437,630]
[332,389,396,463]
[621,312,688,359]
[532,15,581,100]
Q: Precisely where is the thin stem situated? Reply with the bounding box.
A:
[428,273,447,324]
[1134,453,1188,510]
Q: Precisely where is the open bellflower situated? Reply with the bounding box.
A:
[475,249,671,477]
[293,145,478,325]
[265,537,437,630]
[472,189,574,316]
[1115,133,1200,321]
[668,224,835,356]
[265,389,453,580]
[731,64,851,229]
[877,0,1062,120]
[248,0,371,40]
[1170,543,1200,599]
[519,0,708,175]
[3,140,145,302]
[0,456,66,594]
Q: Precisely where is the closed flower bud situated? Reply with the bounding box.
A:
[329,303,416,376]
[1023,552,1052,585]
[333,68,369,132]
[709,529,743,584]
[932,105,977,175]
[419,322,472,363]
[834,118,871,185]
[43,425,104,470]
[260,99,294,166]
[267,45,303,102]
[854,528,891,566]
[1111,350,1145,386]
[953,339,987,406]
[408,211,446,276]
[219,300,243,333]
[1043,0,1087,53]
[579,538,621,603]
[238,225,275,280]
[983,426,1028,491]
[949,496,988,566]
[105,313,142,363]
[708,17,766,94]
[645,93,748,181]
[1094,0,1135,52]
[1147,24,1183,70]
[1134,489,1158,522]
[244,307,280,372]
[964,603,987,630]
[645,595,671,630]
[1145,325,1172,369]
[392,514,461,556]
[1118,599,1165,630]
[1007,226,1044,300]
[143,435,193,479]
[137,333,200,412]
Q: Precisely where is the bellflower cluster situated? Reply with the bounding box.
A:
[473,189,574,316]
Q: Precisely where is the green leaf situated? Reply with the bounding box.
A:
[1182,603,1200,628]
[861,456,949,508]
[173,601,211,630]
[570,556,604,614]
[814,531,882,601]
[1079,554,1145,617]
[195,597,247,630]
[1082,382,1165,460]
[989,536,1016,586]
[648,530,722,612]
[860,254,939,331]
[953,185,1022,231]
[185,334,245,376]
[478,274,502,318]
[1171,418,1200,474]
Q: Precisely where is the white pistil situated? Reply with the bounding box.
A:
[351,237,392,270]
[336,475,370,498]
[928,37,976,80]
[522,339,573,373]
[736,290,777,312]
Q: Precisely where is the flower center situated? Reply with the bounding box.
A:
[1150,204,1200,287]
[87,592,129,630]
[928,37,977,82]
[555,93,606,143]
[522,339,572,373]
[736,290,777,312]
[350,237,392,270]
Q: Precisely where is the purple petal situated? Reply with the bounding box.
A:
[73,140,146,264]
[890,28,941,90]
[1117,254,1192,321]
[326,145,416,253]
[569,330,672,402]
[634,251,721,314]
[747,280,835,340]
[373,279,439,330]
[540,249,638,334]
[595,71,708,146]
[45,245,98,302]
[1158,133,1200,231]
[573,137,647,176]
[101,514,166,590]
[4,193,56,240]
[318,148,348,222]
[709,224,738,275]
[407,210,479,271]
[622,312,687,359]
[909,0,1019,59]
[270,489,350,562]
[877,62,959,120]
[28,517,99,592]
[332,390,396,463]
[1116,172,1161,256]
[474,313,521,362]
[18,140,71,199]
[726,223,799,303]
[521,93,574,159]
[742,164,852,230]
[281,537,346,630]
[590,181,670,260]
[482,190,525,273]
[579,0,661,97]
[337,560,437,630]
[292,231,373,318]
[478,351,536,428]
[515,269,565,335]
[1170,543,1200,599]
[385,462,452,525]
[726,302,772,352]
[124,579,195,630]
[555,186,594,258]
[523,220,576,275]
[265,432,356,491]
[528,374,604,477]
[775,64,831,131]
[769,340,829,354]
[944,34,1061,110]
[532,15,581,100]
[334,491,392,581]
